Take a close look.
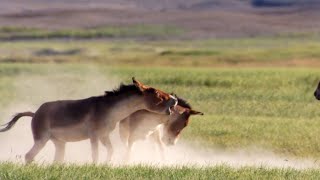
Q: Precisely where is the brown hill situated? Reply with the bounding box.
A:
[0,0,320,38]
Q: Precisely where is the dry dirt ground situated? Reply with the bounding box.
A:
[0,0,320,38]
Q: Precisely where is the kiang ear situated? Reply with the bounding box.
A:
[170,92,177,96]
[132,77,149,92]
[190,109,204,116]
[172,93,178,98]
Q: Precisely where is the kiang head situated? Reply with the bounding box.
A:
[161,97,203,146]
[133,77,178,115]
[314,81,320,100]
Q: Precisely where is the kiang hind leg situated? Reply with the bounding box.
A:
[25,117,50,164]
[25,138,49,164]
[52,138,66,163]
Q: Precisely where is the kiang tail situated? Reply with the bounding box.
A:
[0,111,34,132]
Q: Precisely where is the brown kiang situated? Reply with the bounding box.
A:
[0,78,178,164]
[119,96,203,161]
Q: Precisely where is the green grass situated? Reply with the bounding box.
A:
[1,36,320,178]
[1,162,320,180]
[1,37,320,66]
[0,25,183,40]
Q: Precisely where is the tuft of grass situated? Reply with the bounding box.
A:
[1,162,320,179]
[159,50,221,56]
[0,25,184,40]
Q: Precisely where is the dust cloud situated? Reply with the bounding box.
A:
[0,66,318,169]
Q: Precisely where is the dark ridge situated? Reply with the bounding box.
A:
[252,0,294,7]
[104,83,142,98]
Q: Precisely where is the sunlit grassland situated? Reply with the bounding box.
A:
[1,36,320,66]
[0,64,320,158]
[2,162,320,180]
[1,63,320,178]
[0,25,183,40]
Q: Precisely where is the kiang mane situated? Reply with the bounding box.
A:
[176,96,192,109]
[104,83,142,97]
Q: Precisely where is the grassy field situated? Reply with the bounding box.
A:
[0,25,183,40]
[2,162,320,180]
[1,36,320,66]
[1,37,320,178]
[0,64,320,158]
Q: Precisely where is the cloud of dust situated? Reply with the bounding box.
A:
[0,65,318,169]
[105,125,319,169]
[119,139,319,169]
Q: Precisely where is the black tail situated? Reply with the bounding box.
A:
[0,111,34,132]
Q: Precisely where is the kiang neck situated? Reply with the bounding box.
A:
[108,94,146,123]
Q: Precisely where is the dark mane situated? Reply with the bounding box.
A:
[176,96,192,109]
[104,83,142,97]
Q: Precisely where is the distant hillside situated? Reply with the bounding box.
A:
[1,0,320,12]
[0,0,251,11]
[252,0,320,7]
[0,0,320,39]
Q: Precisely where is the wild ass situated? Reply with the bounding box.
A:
[314,81,320,100]
[0,78,178,163]
[119,97,203,161]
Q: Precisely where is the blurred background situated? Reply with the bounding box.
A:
[0,0,320,66]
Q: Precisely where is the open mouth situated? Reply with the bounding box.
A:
[168,104,176,115]
[166,95,178,115]
[170,104,176,110]
[167,106,173,115]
